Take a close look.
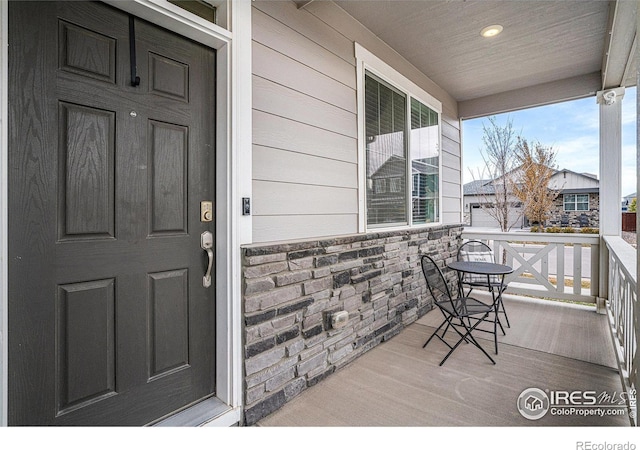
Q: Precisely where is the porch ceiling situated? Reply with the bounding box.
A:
[322,0,637,118]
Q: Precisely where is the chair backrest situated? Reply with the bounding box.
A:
[457,240,498,284]
[579,214,589,227]
[457,240,494,264]
[420,255,454,306]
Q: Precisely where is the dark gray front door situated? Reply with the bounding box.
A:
[8,1,216,425]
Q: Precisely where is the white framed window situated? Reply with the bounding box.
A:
[373,178,386,194]
[356,44,442,231]
[563,194,589,211]
[389,177,402,193]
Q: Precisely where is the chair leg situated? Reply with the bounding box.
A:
[423,319,447,348]
[500,296,510,328]
[437,312,496,366]
[461,326,496,366]
[493,304,499,354]
[423,312,458,350]
[495,310,506,336]
[484,286,505,334]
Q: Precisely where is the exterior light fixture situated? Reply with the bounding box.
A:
[481,25,503,38]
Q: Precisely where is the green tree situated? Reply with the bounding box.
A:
[629,198,637,212]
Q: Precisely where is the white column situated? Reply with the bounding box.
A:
[635,78,639,419]
[597,87,625,305]
[227,0,252,414]
[598,87,625,236]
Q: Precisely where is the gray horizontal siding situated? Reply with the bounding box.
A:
[442,148,460,172]
[253,215,359,243]
[442,211,462,224]
[253,0,355,65]
[252,181,357,216]
[253,145,357,189]
[251,0,463,243]
[442,180,461,198]
[253,110,357,164]
[253,76,357,138]
[253,41,356,113]
[441,116,461,144]
[442,167,461,187]
[252,7,355,87]
[441,112,462,221]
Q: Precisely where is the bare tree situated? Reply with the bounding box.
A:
[511,138,559,226]
[469,116,521,231]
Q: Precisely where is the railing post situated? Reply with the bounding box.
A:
[591,242,602,313]
[556,242,565,294]
[573,243,582,297]
[599,236,609,311]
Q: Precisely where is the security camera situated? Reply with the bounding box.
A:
[602,90,617,105]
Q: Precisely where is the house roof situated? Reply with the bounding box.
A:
[463,180,495,196]
[317,0,637,118]
[560,187,600,195]
[553,168,600,182]
[464,167,601,197]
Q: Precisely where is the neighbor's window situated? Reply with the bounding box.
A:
[365,72,440,227]
[564,194,589,211]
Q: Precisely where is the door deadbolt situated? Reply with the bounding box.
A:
[201,201,213,222]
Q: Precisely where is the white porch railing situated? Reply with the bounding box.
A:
[461,230,638,425]
[461,230,599,304]
[604,236,637,426]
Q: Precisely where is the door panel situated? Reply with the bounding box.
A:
[58,102,116,239]
[149,121,189,235]
[9,1,216,425]
[57,279,117,414]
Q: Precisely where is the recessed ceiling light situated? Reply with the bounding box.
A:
[481,25,503,38]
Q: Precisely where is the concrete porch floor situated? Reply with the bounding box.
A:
[257,293,630,427]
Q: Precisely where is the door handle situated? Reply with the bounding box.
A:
[201,231,213,288]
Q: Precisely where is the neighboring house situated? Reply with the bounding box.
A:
[0,0,633,428]
[546,169,600,228]
[463,169,599,229]
[622,192,636,211]
[463,179,525,229]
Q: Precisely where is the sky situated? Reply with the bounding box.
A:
[461,86,637,198]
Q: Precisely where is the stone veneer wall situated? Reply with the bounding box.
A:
[547,193,600,228]
[241,224,462,425]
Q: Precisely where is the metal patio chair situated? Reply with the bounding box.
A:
[579,213,589,227]
[420,255,497,366]
[457,240,510,329]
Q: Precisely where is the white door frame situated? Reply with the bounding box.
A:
[0,0,252,426]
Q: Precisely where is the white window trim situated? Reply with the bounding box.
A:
[563,193,590,211]
[355,43,442,232]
